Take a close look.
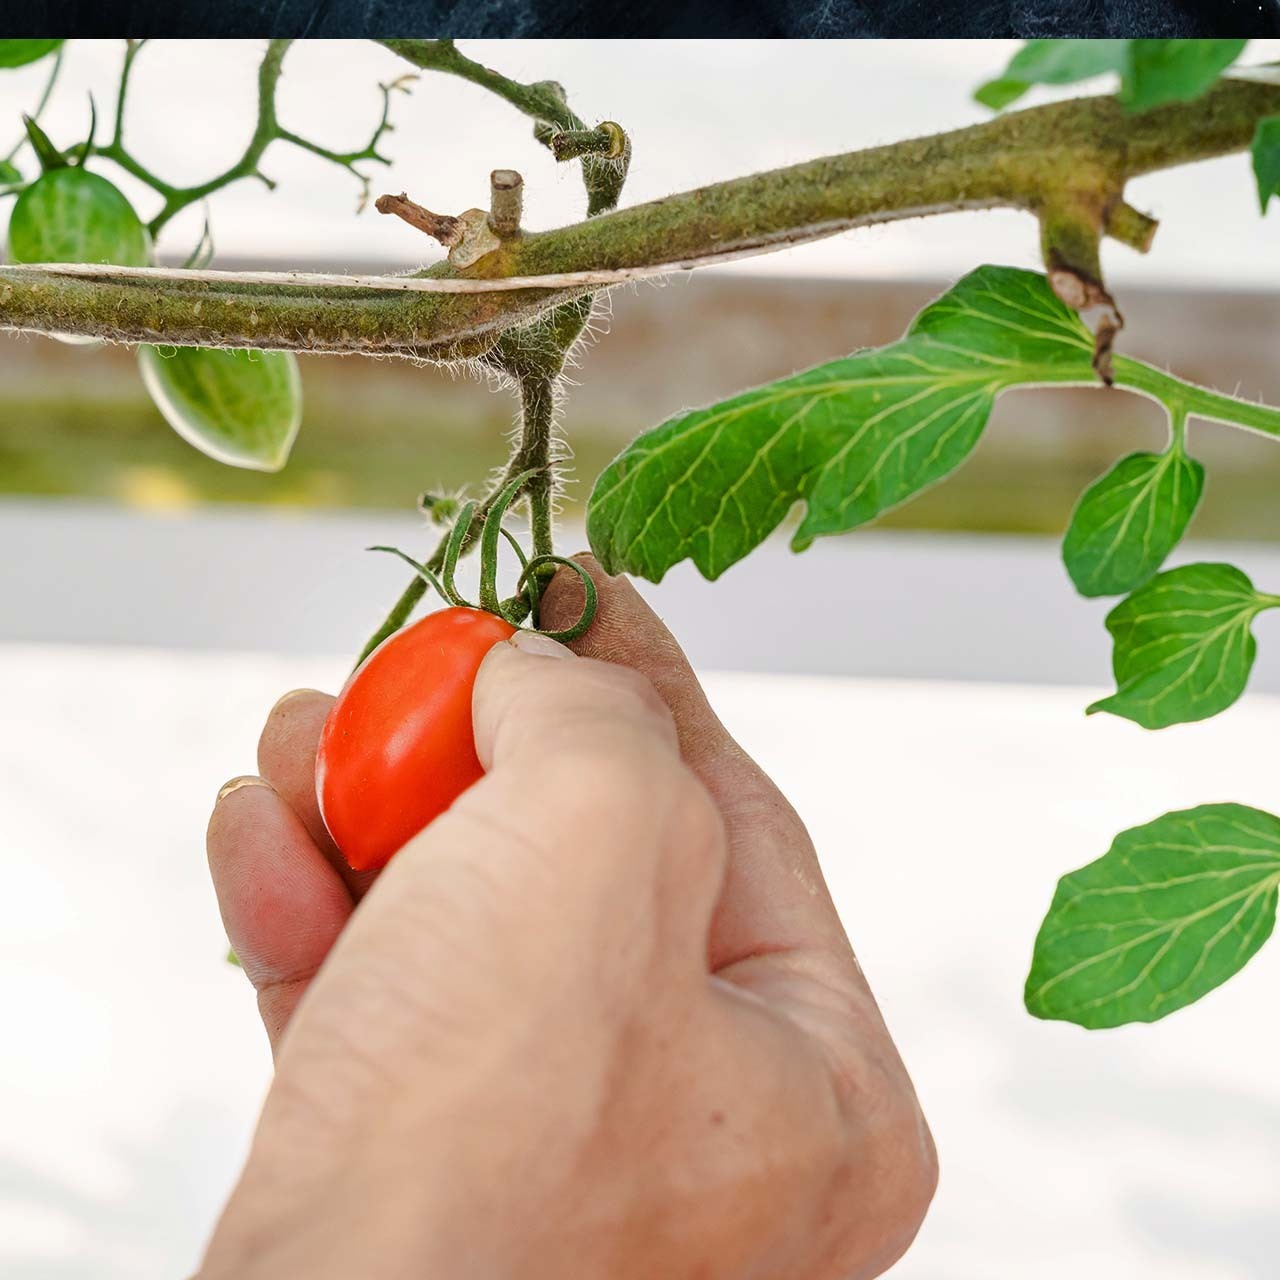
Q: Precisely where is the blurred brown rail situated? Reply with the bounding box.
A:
[1,266,1277,540]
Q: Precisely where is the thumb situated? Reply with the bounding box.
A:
[539,554,851,971]
[457,630,726,948]
[320,631,726,1002]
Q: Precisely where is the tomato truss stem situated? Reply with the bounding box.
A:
[365,472,596,654]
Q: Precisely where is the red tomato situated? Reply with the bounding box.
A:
[316,607,516,871]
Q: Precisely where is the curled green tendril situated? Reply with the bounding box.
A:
[441,500,479,608]
[517,554,597,641]
[479,472,530,609]
[496,528,533,626]
[366,545,448,602]
[365,466,597,641]
[479,467,543,614]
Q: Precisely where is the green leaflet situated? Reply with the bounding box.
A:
[138,346,302,472]
[1062,448,1204,598]
[976,38,1247,113]
[1026,803,1280,1028]
[1122,39,1249,112]
[1252,116,1280,213]
[975,40,1129,111]
[1089,563,1278,729]
[0,40,63,69]
[587,265,1098,582]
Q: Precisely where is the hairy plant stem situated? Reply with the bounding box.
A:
[353,367,561,668]
[343,41,615,660]
[376,39,627,215]
[520,374,557,562]
[5,77,1278,352]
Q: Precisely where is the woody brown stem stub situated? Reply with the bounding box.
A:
[375,192,463,246]
[489,169,523,236]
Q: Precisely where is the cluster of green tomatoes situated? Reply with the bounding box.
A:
[4,121,302,472]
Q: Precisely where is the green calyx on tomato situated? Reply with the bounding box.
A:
[138,345,303,472]
[7,165,151,267]
[21,114,68,174]
[316,605,517,872]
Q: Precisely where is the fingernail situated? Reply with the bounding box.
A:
[269,688,321,717]
[508,630,575,659]
[217,775,272,803]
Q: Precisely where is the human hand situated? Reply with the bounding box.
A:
[201,555,936,1280]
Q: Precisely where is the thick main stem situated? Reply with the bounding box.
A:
[4,78,1278,353]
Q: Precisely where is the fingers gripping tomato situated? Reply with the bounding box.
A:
[317,607,516,872]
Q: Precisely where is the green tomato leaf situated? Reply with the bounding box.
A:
[975,39,1246,113]
[0,160,20,185]
[975,39,1129,110]
[1121,39,1249,112]
[1252,115,1280,213]
[1026,803,1280,1028]
[973,78,1033,112]
[0,40,63,69]
[138,346,303,472]
[1062,448,1204,598]
[587,265,1098,583]
[1088,563,1276,729]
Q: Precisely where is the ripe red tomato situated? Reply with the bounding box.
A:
[316,606,516,872]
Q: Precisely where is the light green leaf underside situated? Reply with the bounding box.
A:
[1089,562,1271,729]
[1062,449,1204,598]
[1122,39,1249,112]
[138,345,303,472]
[587,265,1097,583]
[975,38,1247,113]
[1026,803,1280,1028]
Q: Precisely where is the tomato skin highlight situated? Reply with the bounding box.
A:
[316,607,517,872]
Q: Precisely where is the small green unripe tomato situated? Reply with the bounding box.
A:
[138,345,303,472]
[7,167,151,268]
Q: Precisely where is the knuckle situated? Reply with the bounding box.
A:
[665,772,726,879]
[257,688,326,766]
[827,1058,937,1268]
[583,659,677,736]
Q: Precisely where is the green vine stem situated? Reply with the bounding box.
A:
[1113,358,1280,440]
[4,75,1279,352]
[83,39,404,238]
[518,374,558,563]
[376,39,628,215]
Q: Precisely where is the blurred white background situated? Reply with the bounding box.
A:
[1,39,1278,284]
[3,38,1280,1280]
